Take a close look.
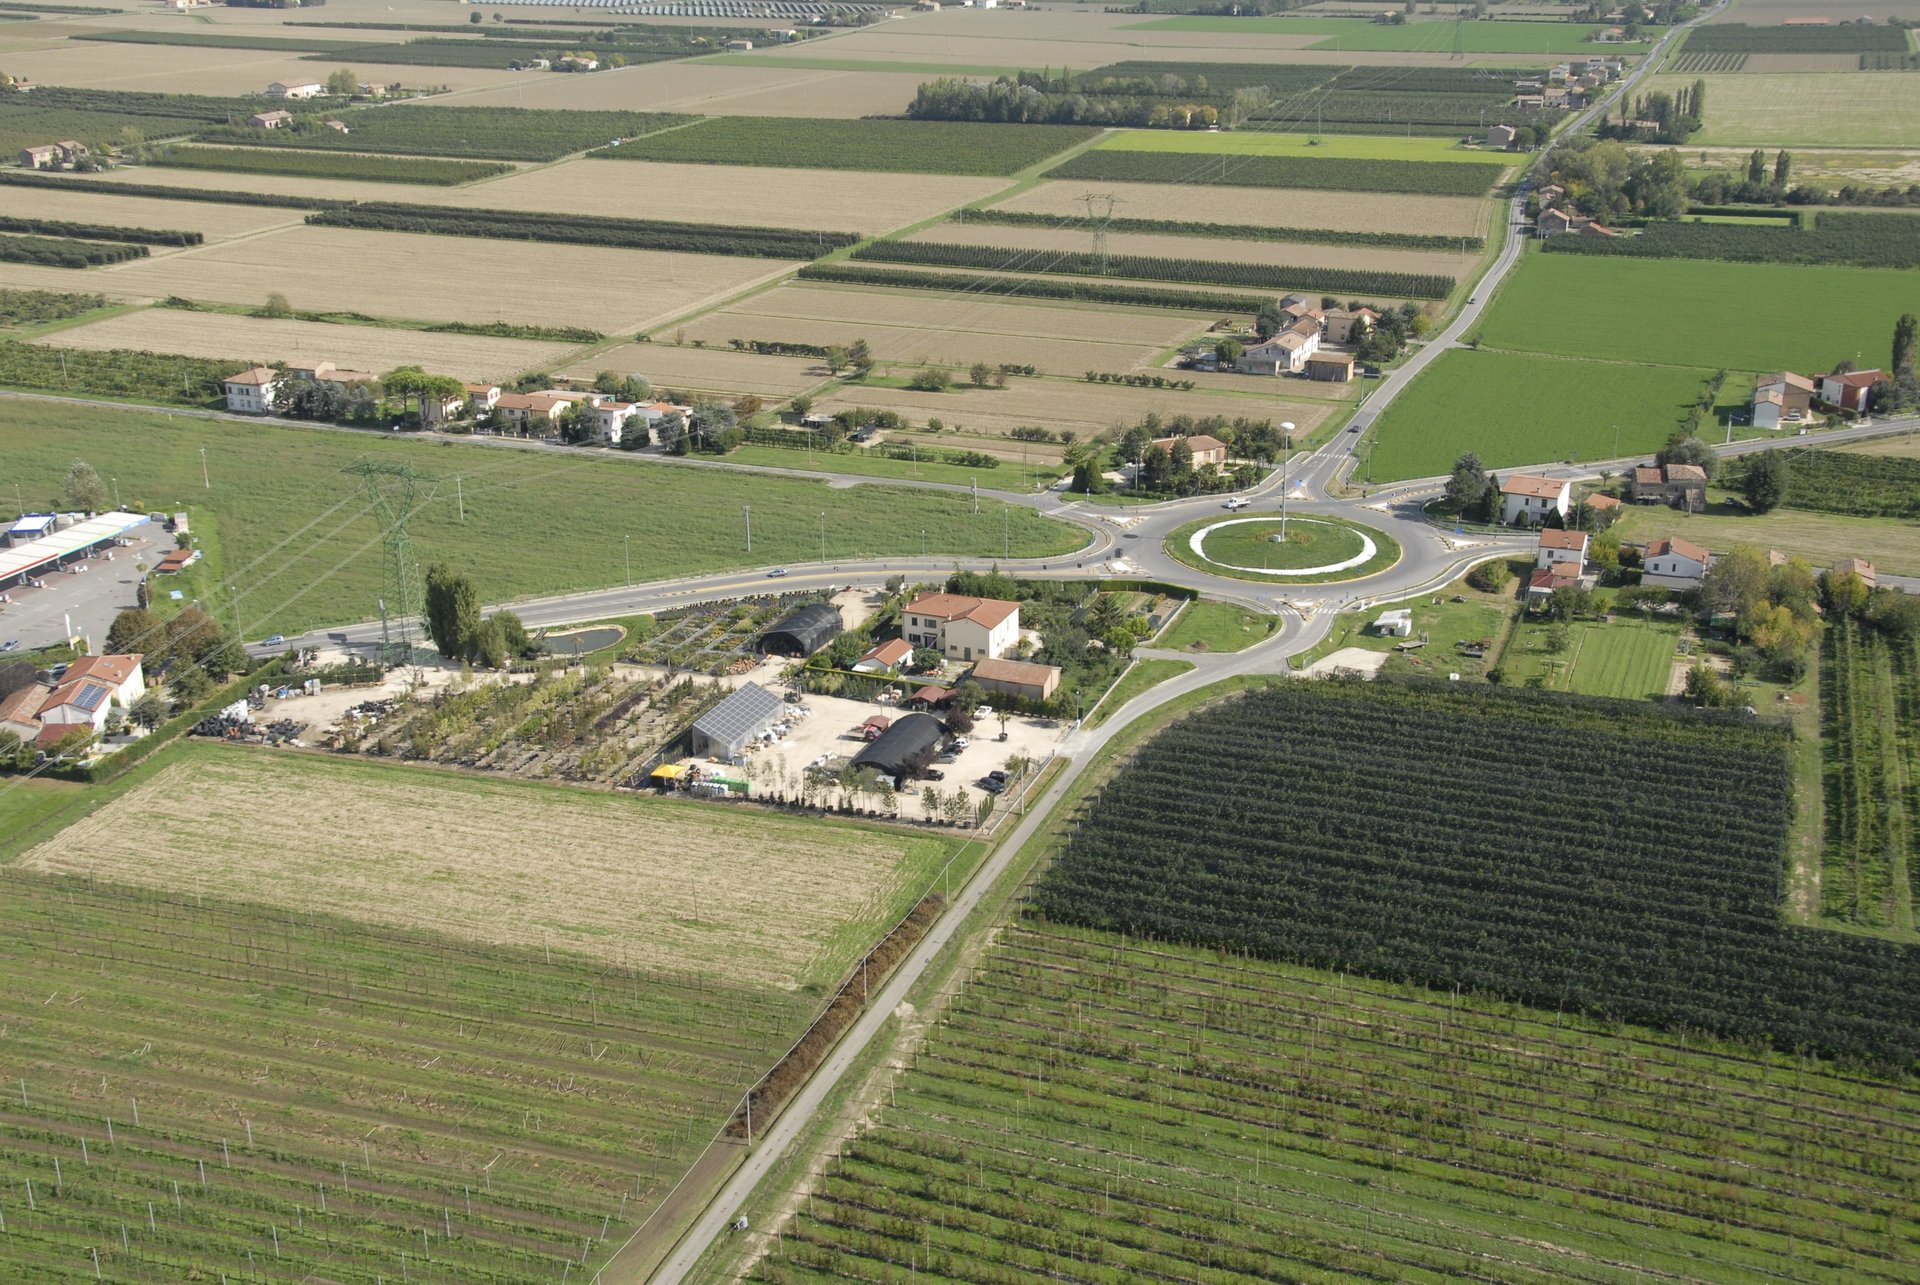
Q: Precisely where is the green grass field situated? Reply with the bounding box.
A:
[0,401,1085,636]
[1294,578,1516,680]
[1156,599,1280,652]
[1653,71,1920,147]
[1085,657,1192,726]
[1479,251,1919,373]
[1506,611,1683,699]
[759,920,1920,1285]
[1366,350,1709,481]
[725,444,1058,492]
[1125,15,1651,52]
[1610,499,1920,576]
[1096,129,1501,163]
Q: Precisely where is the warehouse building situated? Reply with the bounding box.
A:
[852,712,946,783]
[688,681,786,760]
[758,603,843,658]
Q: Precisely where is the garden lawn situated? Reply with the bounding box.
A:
[1294,581,1516,680]
[1158,599,1281,652]
[1095,130,1499,163]
[1366,350,1709,482]
[0,401,1085,636]
[1505,612,1683,701]
[1610,500,1920,578]
[1478,252,1918,373]
[1125,16,1652,52]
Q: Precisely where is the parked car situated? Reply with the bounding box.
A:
[949,736,969,750]
[0,639,17,652]
[980,769,1009,794]
[973,704,993,720]
[922,769,945,781]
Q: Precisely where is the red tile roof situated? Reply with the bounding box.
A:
[906,592,1020,629]
[1538,529,1588,550]
[969,657,1060,685]
[1501,474,1567,498]
[1649,536,1709,563]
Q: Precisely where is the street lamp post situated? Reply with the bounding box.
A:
[819,511,826,563]
[111,476,120,510]
[743,505,751,554]
[1279,421,1296,540]
[624,533,631,587]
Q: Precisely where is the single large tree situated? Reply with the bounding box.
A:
[1773,148,1791,189]
[423,563,480,662]
[105,607,158,658]
[1893,312,1917,378]
[1254,299,1285,340]
[1444,452,1490,514]
[1656,431,1718,481]
[383,366,466,424]
[1741,451,1789,514]
[1746,148,1766,186]
[65,458,110,512]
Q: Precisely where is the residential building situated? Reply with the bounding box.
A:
[1304,351,1357,383]
[903,592,1021,662]
[1499,475,1572,526]
[493,391,586,433]
[19,140,87,169]
[1538,205,1617,238]
[0,683,45,743]
[221,366,280,414]
[1819,368,1883,413]
[632,400,693,434]
[1151,433,1227,470]
[323,119,350,134]
[1752,370,1815,428]
[588,400,642,445]
[1630,463,1706,512]
[723,38,754,49]
[1536,528,1589,571]
[463,382,501,413]
[283,359,375,388]
[1526,563,1585,607]
[248,110,294,129]
[1321,308,1376,344]
[968,657,1060,704]
[1535,183,1565,206]
[1235,325,1320,376]
[1487,123,1517,149]
[38,653,145,736]
[266,81,325,99]
[1832,556,1878,589]
[1642,536,1710,590]
[853,638,915,674]
[1585,492,1623,514]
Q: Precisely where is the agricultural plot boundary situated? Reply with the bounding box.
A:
[1047,150,1504,196]
[150,147,512,187]
[195,107,697,163]
[307,203,856,259]
[592,118,1100,177]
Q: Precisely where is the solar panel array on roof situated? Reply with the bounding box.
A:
[690,681,786,758]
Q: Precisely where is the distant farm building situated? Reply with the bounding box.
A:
[688,681,785,759]
[758,603,843,658]
[852,712,946,781]
[967,657,1060,704]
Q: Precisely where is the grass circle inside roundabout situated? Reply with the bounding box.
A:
[1165,513,1402,584]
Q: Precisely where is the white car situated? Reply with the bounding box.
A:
[973,705,993,720]
[1224,497,1248,510]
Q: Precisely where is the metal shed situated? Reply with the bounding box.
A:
[852,712,946,781]
[689,681,786,760]
[758,603,843,658]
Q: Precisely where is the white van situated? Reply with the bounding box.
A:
[1223,497,1249,510]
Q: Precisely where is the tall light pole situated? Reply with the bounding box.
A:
[111,476,120,510]
[199,446,209,490]
[1003,506,1009,559]
[1612,422,1619,458]
[743,504,751,554]
[819,511,826,563]
[624,533,631,587]
[1280,421,1296,540]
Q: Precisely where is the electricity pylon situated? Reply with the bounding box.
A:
[1079,192,1123,275]
[345,457,435,665]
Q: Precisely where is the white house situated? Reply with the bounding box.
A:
[852,638,914,674]
[1499,475,1572,526]
[37,653,145,736]
[1487,123,1517,149]
[1374,608,1413,637]
[1642,536,1710,591]
[266,81,325,100]
[248,110,294,129]
[464,382,501,413]
[632,400,693,434]
[1235,322,1321,376]
[1536,528,1589,572]
[590,400,642,445]
[903,592,1021,662]
[222,366,280,414]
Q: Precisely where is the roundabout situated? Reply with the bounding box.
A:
[1166,513,1402,584]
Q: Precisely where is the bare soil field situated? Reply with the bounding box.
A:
[28,224,799,334]
[19,747,945,990]
[909,220,1479,276]
[448,158,999,233]
[59,164,517,207]
[1657,145,1920,189]
[563,342,821,399]
[1706,0,1920,21]
[683,282,1214,375]
[817,376,1334,437]
[0,38,526,94]
[0,185,305,243]
[35,308,576,383]
[990,180,1492,237]
[444,60,939,118]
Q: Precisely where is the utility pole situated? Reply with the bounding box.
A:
[819,512,826,563]
[971,478,978,515]
[1078,192,1122,276]
[200,446,209,490]
[743,504,751,554]
[1280,421,1295,540]
[111,476,120,510]
[624,533,631,587]
[345,458,435,666]
[456,475,463,523]
[1003,507,1009,559]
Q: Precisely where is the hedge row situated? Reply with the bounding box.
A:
[305,202,856,259]
[957,208,1478,252]
[0,215,200,246]
[852,240,1452,299]
[0,234,146,268]
[798,263,1269,313]
[0,171,348,210]
[1048,149,1505,196]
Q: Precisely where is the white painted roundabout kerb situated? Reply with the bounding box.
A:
[1187,517,1378,577]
